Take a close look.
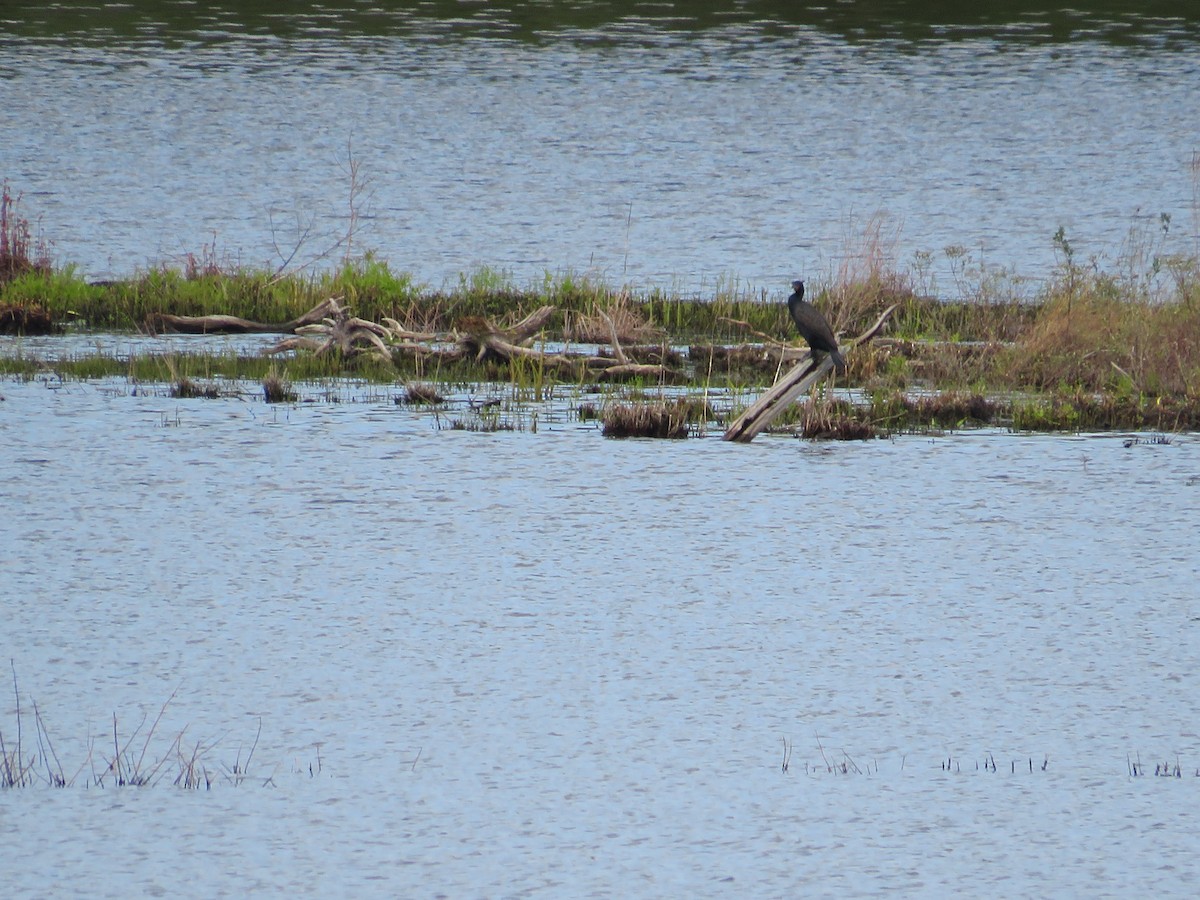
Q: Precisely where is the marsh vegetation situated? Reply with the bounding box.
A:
[2,184,1199,437]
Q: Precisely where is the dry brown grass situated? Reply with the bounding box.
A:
[795,397,875,440]
[262,369,296,403]
[1012,283,1200,396]
[399,383,446,405]
[564,293,665,344]
[0,303,55,335]
[819,212,916,337]
[171,377,220,399]
[0,182,51,284]
[602,398,690,438]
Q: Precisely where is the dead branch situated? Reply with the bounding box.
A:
[269,298,394,361]
[600,310,630,365]
[264,336,323,355]
[456,306,556,361]
[381,318,441,342]
[146,296,340,336]
[849,303,899,348]
[508,305,556,343]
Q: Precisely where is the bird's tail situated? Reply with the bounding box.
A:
[830,350,848,374]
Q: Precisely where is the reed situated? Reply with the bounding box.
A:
[0,182,51,284]
[1,670,299,791]
[170,376,220,399]
[822,211,916,337]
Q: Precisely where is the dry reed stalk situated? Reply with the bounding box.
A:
[0,182,51,283]
[826,211,914,334]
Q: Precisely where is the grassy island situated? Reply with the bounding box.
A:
[3,184,1199,437]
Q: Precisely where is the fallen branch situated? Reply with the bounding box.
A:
[600,310,630,365]
[146,297,341,335]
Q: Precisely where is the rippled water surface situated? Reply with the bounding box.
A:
[2,376,1199,896]
[2,2,1199,294]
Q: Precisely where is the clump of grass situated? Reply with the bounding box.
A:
[1010,387,1200,432]
[602,399,690,438]
[323,254,423,313]
[449,418,516,432]
[865,337,1014,390]
[999,222,1200,397]
[1011,282,1200,397]
[171,376,220,399]
[564,292,664,344]
[179,234,236,281]
[0,184,57,335]
[796,397,876,440]
[821,212,915,337]
[398,383,445,405]
[263,368,296,403]
[869,390,1001,430]
[889,294,1038,344]
[1,669,290,791]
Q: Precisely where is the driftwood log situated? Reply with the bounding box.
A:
[723,304,897,443]
[146,296,342,335]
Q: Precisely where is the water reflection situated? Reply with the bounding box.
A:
[6,1,1199,46]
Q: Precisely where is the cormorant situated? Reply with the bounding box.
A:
[787,280,846,374]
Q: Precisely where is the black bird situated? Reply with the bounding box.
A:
[787,280,846,373]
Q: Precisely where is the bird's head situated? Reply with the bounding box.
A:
[791,280,804,295]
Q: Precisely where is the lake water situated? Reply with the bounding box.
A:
[4,4,1200,895]
[2,1,1200,297]
[2,373,1200,896]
